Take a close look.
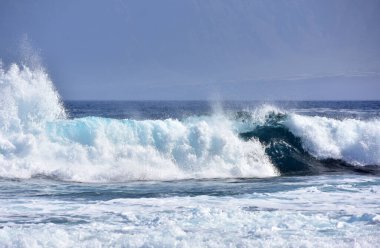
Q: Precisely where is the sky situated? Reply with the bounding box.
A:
[0,0,380,100]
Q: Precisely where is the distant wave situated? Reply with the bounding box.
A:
[0,63,379,182]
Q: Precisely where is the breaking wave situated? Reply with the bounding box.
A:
[0,62,379,182]
[0,63,277,181]
[240,112,380,175]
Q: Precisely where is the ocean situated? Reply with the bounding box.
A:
[0,64,380,247]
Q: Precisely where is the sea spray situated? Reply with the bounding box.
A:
[0,63,66,130]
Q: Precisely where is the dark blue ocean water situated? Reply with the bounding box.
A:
[1,101,379,247]
[64,100,380,120]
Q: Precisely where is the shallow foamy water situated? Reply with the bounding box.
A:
[0,175,379,247]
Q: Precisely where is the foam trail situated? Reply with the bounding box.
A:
[0,62,278,182]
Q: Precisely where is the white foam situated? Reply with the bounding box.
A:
[285,114,380,165]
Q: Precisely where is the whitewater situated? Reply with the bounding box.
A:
[0,62,380,247]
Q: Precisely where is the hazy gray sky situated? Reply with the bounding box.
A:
[1,0,380,100]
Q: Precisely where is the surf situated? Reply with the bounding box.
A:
[0,62,379,182]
